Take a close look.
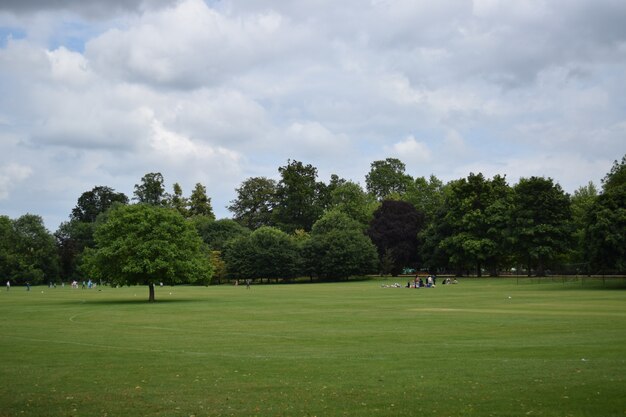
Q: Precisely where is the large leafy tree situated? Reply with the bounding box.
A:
[568,182,598,265]
[403,175,445,225]
[368,200,425,276]
[82,204,212,301]
[134,172,167,205]
[273,160,325,232]
[192,217,250,251]
[365,158,413,201]
[57,185,129,280]
[328,181,378,228]
[228,176,277,230]
[71,186,129,223]
[223,226,300,282]
[301,210,378,280]
[437,173,513,276]
[584,156,626,272]
[1,214,59,284]
[511,176,572,276]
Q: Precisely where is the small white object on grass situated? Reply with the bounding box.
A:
[508,296,512,299]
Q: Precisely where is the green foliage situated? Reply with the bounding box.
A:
[585,156,626,272]
[228,176,277,230]
[223,226,300,281]
[168,182,189,217]
[82,204,212,300]
[511,177,572,275]
[437,174,513,276]
[0,214,59,284]
[302,210,378,279]
[328,181,378,228]
[192,217,250,251]
[188,183,215,219]
[133,172,167,205]
[273,160,326,232]
[568,182,598,264]
[365,158,413,201]
[402,174,445,224]
[71,186,129,223]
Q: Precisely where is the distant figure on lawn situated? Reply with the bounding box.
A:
[26,282,30,291]
[246,279,251,289]
[6,280,9,291]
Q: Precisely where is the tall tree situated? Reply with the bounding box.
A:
[368,200,424,276]
[511,177,572,276]
[301,210,378,280]
[188,183,215,219]
[329,181,378,228]
[584,156,626,273]
[437,173,513,276]
[273,160,325,232]
[59,185,128,280]
[365,158,413,201]
[71,186,129,223]
[10,214,59,284]
[82,204,212,301]
[568,182,598,265]
[134,172,167,205]
[228,176,277,230]
[403,175,445,224]
[168,182,189,217]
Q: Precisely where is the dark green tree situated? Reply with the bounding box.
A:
[273,160,325,232]
[301,210,378,280]
[168,182,189,217]
[223,226,300,282]
[568,182,598,265]
[511,177,572,276]
[10,214,59,284]
[192,217,250,251]
[228,176,277,230]
[189,183,215,219]
[368,200,425,276]
[58,185,128,280]
[133,172,167,205]
[82,204,212,301]
[71,186,129,223]
[437,173,513,276]
[584,156,626,272]
[365,158,413,201]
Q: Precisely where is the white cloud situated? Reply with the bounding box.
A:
[0,0,625,228]
[388,135,432,165]
[0,163,33,200]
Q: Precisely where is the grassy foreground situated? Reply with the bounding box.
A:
[0,278,624,417]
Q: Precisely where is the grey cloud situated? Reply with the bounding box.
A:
[0,0,177,19]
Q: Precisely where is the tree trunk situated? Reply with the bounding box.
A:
[148,283,155,302]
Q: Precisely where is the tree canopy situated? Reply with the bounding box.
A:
[82,204,212,301]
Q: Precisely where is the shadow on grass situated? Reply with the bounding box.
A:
[58,297,209,306]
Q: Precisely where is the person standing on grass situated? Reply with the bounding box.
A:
[6,280,9,291]
[246,279,251,289]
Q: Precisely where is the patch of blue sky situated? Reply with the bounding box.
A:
[47,19,105,53]
[0,26,26,47]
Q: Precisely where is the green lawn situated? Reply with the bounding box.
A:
[0,278,625,417]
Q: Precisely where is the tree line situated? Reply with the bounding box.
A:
[1,156,624,293]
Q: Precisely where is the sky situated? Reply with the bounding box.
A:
[1,0,625,232]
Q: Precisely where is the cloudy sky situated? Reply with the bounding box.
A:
[1,0,625,231]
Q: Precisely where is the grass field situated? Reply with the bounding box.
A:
[0,278,625,417]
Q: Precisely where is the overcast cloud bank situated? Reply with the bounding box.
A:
[1,0,625,230]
